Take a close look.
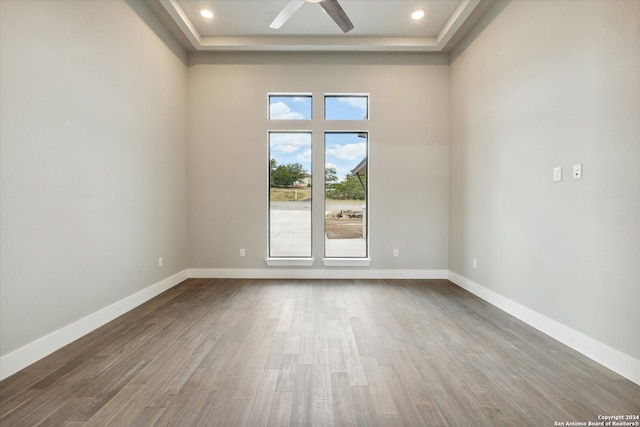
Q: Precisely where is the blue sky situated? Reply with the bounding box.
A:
[325,133,367,180]
[270,132,312,175]
[325,96,368,120]
[269,96,312,120]
[269,96,367,181]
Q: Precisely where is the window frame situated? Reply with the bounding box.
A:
[264,92,372,267]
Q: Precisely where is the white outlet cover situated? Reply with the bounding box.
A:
[553,167,562,182]
[572,164,582,179]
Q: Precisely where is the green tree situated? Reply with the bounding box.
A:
[287,163,306,185]
[325,167,338,184]
[271,162,307,187]
[327,174,366,200]
[270,158,277,186]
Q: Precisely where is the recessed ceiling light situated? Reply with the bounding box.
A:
[411,8,426,20]
[200,9,214,19]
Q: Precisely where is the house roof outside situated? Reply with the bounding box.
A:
[350,157,367,176]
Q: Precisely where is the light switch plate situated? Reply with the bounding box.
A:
[573,164,582,179]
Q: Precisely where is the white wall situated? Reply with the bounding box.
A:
[450,0,640,362]
[186,53,450,273]
[3,0,638,385]
[0,0,188,358]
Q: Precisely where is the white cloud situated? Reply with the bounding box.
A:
[270,101,304,120]
[325,163,350,180]
[338,97,367,112]
[326,142,366,161]
[270,133,311,154]
[292,97,308,103]
[297,149,312,163]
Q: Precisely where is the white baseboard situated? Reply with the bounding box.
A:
[447,271,640,386]
[0,268,444,381]
[5,268,636,387]
[0,270,189,381]
[188,268,449,280]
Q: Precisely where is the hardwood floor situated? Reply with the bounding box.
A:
[1,279,638,426]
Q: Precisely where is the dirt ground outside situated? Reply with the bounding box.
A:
[269,191,365,240]
[325,210,364,239]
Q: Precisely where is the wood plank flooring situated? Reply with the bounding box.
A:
[1,278,638,426]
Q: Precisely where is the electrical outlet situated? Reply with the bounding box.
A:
[240,248,245,257]
[473,258,477,269]
[393,249,399,257]
[158,257,164,268]
[553,167,562,182]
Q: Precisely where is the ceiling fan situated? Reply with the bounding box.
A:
[270,0,354,33]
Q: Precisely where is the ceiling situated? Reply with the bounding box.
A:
[157,0,484,52]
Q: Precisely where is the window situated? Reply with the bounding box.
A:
[269,95,312,120]
[325,95,368,120]
[269,132,312,258]
[267,93,369,264]
[325,132,368,258]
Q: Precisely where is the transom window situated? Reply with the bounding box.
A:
[269,95,312,120]
[325,95,368,120]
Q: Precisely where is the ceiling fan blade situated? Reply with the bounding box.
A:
[270,0,305,29]
[319,0,354,33]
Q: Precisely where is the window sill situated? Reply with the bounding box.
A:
[322,258,372,267]
[265,258,315,267]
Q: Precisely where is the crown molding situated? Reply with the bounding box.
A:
[158,0,481,52]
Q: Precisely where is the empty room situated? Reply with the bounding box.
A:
[1,0,638,425]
